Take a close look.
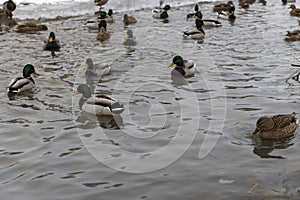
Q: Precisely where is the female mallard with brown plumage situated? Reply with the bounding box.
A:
[251,112,298,139]
[96,27,110,41]
[123,14,137,25]
[213,1,235,12]
[289,4,300,17]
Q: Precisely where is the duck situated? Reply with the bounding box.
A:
[238,0,250,9]
[73,84,125,116]
[7,64,39,93]
[282,0,296,5]
[2,0,16,18]
[213,1,235,13]
[94,0,109,9]
[83,11,109,30]
[95,9,113,23]
[123,14,137,25]
[84,58,111,78]
[183,18,205,41]
[14,22,48,33]
[169,55,196,77]
[96,26,110,41]
[193,11,222,27]
[186,4,199,19]
[289,4,300,17]
[123,30,137,46]
[152,4,171,19]
[251,112,298,139]
[44,32,61,57]
[284,29,300,41]
[217,5,236,21]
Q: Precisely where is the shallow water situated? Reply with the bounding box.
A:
[1,0,300,199]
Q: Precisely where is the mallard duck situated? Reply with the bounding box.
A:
[169,55,196,77]
[73,84,125,116]
[289,4,300,17]
[2,0,16,18]
[123,30,137,46]
[96,26,110,41]
[14,22,48,33]
[238,0,250,9]
[7,64,39,93]
[218,8,236,20]
[123,14,137,25]
[213,1,235,13]
[186,4,199,19]
[84,11,109,30]
[251,113,298,139]
[152,4,171,19]
[95,9,113,22]
[285,29,300,41]
[95,0,109,8]
[283,0,296,5]
[183,18,205,41]
[84,58,111,78]
[193,11,222,27]
[44,32,61,57]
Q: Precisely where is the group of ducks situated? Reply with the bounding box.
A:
[284,1,300,41]
[5,0,299,140]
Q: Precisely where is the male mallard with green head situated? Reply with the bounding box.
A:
[73,84,125,116]
[169,55,196,77]
[183,18,205,41]
[123,30,137,46]
[152,4,171,19]
[84,58,111,78]
[251,112,298,139]
[7,64,39,93]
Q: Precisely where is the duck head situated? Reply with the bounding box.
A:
[48,32,56,42]
[74,84,92,98]
[252,117,275,135]
[84,58,94,70]
[169,55,184,67]
[23,64,38,78]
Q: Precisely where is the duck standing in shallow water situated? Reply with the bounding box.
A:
[183,18,205,41]
[73,84,125,116]
[123,30,137,46]
[44,32,61,57]
[169,55,196,77]
[84,58,111,78]
[251,112,298,139]
[7,64,39,93]
[152,5,171,19]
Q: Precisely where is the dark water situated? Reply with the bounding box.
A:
[1,0,300,199]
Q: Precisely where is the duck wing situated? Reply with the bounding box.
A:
[271,113,297,129]
[8,77,33,92]
[183,60,194,69]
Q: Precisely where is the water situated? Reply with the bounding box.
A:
[1,0,300,199]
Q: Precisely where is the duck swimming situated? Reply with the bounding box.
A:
[194,11,222,27]
[213,1,235,13]
[94,0,109,9]
[289,4,300,17]
[44,32,61,57]
[183,18,205,41]
[169,55,196,77]
[7,64,39,93]
[84,58,111,78]
[251,112,298,139]
[96,26,110,41]
[73,84,125,116]
[14,22,48,33]
[123,14,137,25]
[123,30,137,46]
[152,4,171,19]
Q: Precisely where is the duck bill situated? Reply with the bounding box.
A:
[84,64,89,70]
[168,62,175,67]
[33,71,39,76]
[73,91,79,96]
[49,37,53,42]
[125,34,129,40]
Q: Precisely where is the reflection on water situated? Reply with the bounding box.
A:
[252,135,294,159]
